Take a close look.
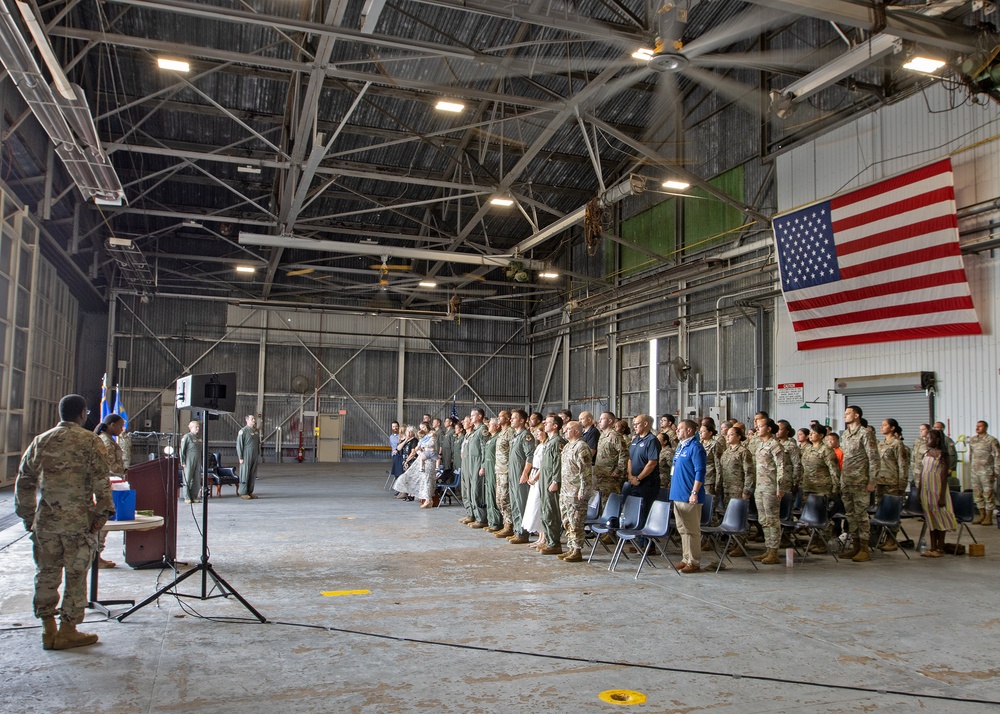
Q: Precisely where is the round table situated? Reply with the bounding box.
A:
[89,515,164,614]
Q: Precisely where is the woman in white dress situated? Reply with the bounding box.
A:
[392,425,423,500]
[416,429,438,508]
[522,427,547,548]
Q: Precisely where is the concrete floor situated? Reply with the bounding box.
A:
[1,461,999,713]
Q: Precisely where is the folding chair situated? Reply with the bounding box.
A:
[778,492,802,554]
[797,494,838,563]
[712,497,757,573]
[951,490,979,552]
[869,494,909,559]
[436,468,461,507]
[585,493,621,560]
[589,495,641,564]
[898,485,923,547]
[610,500,678,578]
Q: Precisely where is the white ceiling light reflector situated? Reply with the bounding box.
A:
[662,180,690,190]
[236,266,256,273]
[902,57,946,73]
[435,100,464,113]
[490,196,515,207]
[157,58,190,72]
[418,281,437,288]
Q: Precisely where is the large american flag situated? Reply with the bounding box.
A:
[773,158,980,351]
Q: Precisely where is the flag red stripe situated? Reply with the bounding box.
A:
[797,322,981,351]
[839,242,960,280]
[832,189,956,235]
[786,269,970,313]
[792,296,975,332]
[830,159,952,209]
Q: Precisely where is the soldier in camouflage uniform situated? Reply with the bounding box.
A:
[911,423,929,486]
[753,419,790,565]
[720,424,754,509]
[595,411,626,507]
[482,418,503,531]
[967,420,1000,524]
[699,421,725,500]
[439,417,454,472]
[840,405,879,562]
[776,421,803,494]
[800,425,840,553]
[95,414,126,568]
[538,414,566,555]
[15,394,114,650]
[463,409,489,528]
[657,433,674,492]
[506,409,536,544]
[933,421,958,476]
[873,418,911,550]
[492,411,515,538]
[558,421,593,562]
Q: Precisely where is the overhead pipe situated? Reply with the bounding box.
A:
[239,232,548,270]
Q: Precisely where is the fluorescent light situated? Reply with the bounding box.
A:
[490,196,515,207]
[662,180,690,190]
[435,100,464,113]
[538,272,559,279]
[418,281,437,288]
[237,165,261,174]
[903,57,946,73]
[157,58,190,72]
[108,237,133,247]
[235,266,256,273]
[181,220,202,229]
[632,48,654,61]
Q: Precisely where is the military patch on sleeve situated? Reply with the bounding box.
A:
[524,434,534,443]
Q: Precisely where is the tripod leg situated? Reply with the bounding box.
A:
[201,565,267,622]
[116,564,203,621]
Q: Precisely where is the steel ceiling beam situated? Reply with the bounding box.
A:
[744,0,982,53]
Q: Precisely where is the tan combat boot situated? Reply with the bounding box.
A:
[41,616,57,650]
[843,539,861,559]
[982,510,994,526]
[760,548,781,565]
[53,621,99,650]
[752,549,769,562]
[809,541,829,554]
[493,526,514,538]
[561,548,583,562]
[852,544,872,562]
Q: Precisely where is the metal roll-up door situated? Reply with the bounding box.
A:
[847,392,930,446]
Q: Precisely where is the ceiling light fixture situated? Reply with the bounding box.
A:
[538,271,559,279]
[108,237,133,248]
[435,100,464,113]
[903,56,946,73]
[157,57,190,72]
[181,220,202,228]
[490,196,515,207]
[632,48,654,61]
[418,281,437,288]
[662,180,690,190]
[236,266,256,274]
[237,165,261,174]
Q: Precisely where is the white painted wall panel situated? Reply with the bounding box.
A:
[774,85,1000,438]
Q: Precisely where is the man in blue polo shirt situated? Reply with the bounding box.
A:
[625,414,660,528]
[670,419,706,573]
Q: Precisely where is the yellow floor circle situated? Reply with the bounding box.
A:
[598,689,647,705]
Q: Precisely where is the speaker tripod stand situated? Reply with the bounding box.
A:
[118,407,265,622]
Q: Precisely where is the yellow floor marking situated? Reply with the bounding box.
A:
[321,589,371,597]
[598,689,647,705]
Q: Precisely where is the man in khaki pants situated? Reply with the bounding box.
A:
[670,419,706,574]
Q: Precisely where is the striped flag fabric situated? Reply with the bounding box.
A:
[99,373,111,422]
[773,158,980,351]
[113,386,129,430]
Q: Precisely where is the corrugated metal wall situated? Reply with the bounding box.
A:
[773,83,1000,434]
[112,296,529,459]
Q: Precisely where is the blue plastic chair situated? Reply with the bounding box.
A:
[589,495,641,564]
[950,490,979,552]
[609,500,677,578]
[712,497,758,573]
[436,468,461,508]
[586,493,623,562]
[869,494,909,559]
[797,494,838,563]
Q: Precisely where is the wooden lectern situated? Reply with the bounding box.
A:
[124,457,178,568]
